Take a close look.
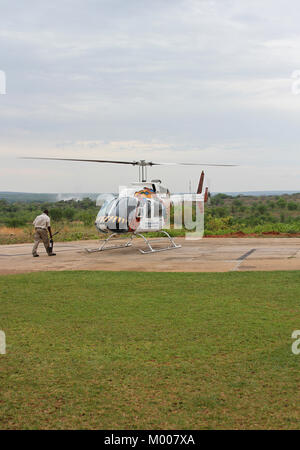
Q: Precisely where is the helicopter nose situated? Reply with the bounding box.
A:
[95,219,108,233]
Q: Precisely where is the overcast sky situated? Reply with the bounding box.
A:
[1,0,300,193]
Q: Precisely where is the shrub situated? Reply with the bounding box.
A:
[4,218,27,228]
[277,198,287,209]
[257,203,267,214]
[288,202,298,211]
[63,208,76,220]
[50,208,64,221]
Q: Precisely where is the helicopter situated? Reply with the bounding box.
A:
[21,157,236,254]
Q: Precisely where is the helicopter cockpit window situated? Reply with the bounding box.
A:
[97,198,116,218]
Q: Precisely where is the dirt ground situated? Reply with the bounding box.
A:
[1,236,300,274]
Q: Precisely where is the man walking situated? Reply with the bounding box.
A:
[32,209,56,257]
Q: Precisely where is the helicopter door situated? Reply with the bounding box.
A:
[136,202,144,219]
[137,199,163,231]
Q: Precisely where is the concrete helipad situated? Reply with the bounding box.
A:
[1,237,300,274]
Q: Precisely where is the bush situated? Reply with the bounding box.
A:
[215,207,229,218]
[79,212,96,226]
[257,203,267,214]
[50,208,64,221]
[63,208,76,220]
[4,218,27,227]
[211,193,231,206]
[267,201,276,209]
[277,198,287,209]
[288,202,298,211]
[205,215,234,232]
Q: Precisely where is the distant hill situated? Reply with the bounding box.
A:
[1,190,300,202]
[217,191,300,197]
[0,192,99,202]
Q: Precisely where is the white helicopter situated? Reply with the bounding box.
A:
[22,157,236,254]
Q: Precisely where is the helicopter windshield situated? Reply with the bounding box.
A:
[97,198,116,219]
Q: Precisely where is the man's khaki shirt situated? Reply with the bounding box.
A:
[33,213,50,229]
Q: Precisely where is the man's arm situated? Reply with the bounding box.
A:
[46,218,52,239]
[48,226,53,239]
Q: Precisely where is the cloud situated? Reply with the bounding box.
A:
[1,0,300,192]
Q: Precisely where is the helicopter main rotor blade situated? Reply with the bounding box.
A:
[152,162,238,167]
[20,157,237,167]
[20,157,138,165]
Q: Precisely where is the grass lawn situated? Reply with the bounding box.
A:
[0,271,300,430]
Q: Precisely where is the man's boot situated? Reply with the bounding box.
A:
[47,247,56,256]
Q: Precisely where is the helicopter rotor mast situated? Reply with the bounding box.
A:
[137,160,153,183]
[19,157,237,183]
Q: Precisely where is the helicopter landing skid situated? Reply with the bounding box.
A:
[85,231,181,254]
[135,230,181,254]
[85,233,134,253]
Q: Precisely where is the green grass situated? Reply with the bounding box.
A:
[1,271,300,429]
